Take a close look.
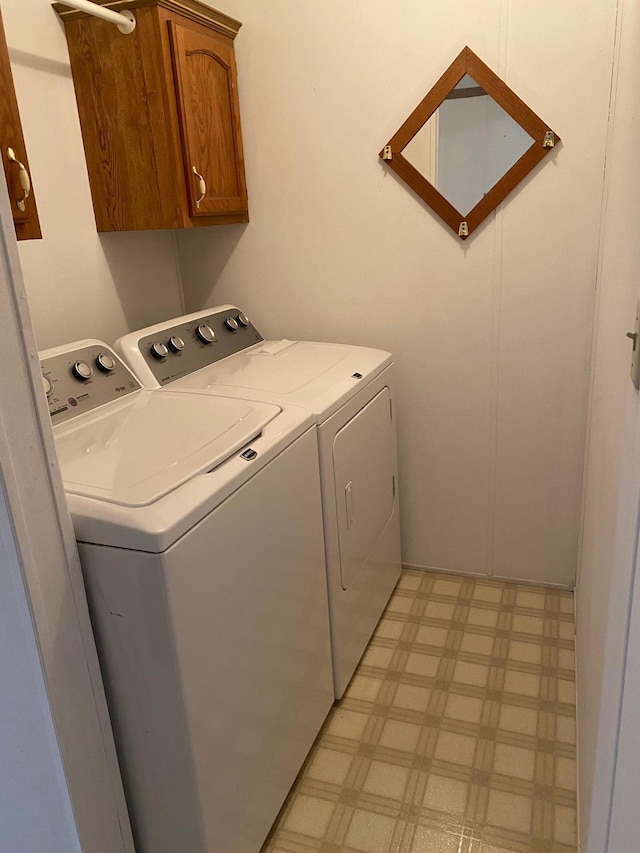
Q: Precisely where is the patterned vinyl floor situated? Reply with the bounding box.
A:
[261,569,577,853]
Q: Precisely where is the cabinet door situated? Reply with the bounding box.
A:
[169,21,248,219]
[0,10,40,240]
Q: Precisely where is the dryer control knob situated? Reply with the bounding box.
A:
[72,360,93,381]
[96,352,116,373]
[196,324,216,344]
[236,313,249,327]
[168,335,185,353]
[225,316,239,332]
[150,341,169,360]
[42,374,53,398]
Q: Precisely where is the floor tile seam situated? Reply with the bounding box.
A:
[495,694,544,708]
[354,743,442,767]
[379,669,440,689]
[442,683,513,702]
[376,612,412,623]
[455,653,554,672]
[356,665,398,680]
[458,625,508,639]
[530,792,554,848]
[295,778,364,800]
[409,591,466,601]
[337,697,387,714]
[264,839,320,853]
[405,810,468,834]
[498,658,551,675]
[394,639,453,655]
[404,613,462,628]
[480,823,554,846]
[385,819,412,853]
[415,805,471,832]
[339,791,407,820]
[402,640,456,655]
[366,636,408,650]
[550,786,578,803]
[321,796,354,847]
[358,750,418,772]
[270,827,328,849]
[485,768,544,789]
[396,581,424,593]
[554,742,577,758]
[480,774,554,800]
[493,730,556,751]
[333,799,410,836]
[467,600,513,611]
[434,717,502,736]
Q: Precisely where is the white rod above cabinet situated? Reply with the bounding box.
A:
[53,0,136,33]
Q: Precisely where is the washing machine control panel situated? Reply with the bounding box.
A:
[136,307,263,386]
[40,342,141,426]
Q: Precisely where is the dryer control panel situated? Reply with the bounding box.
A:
[130,307,263,386]
[40,341,141,426]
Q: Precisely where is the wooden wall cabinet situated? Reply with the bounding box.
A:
[0,9,41,240]
[54,0,248,232]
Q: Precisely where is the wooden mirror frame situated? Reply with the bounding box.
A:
[379,47,560,240]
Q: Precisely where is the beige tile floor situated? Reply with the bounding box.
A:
[261,569,577,853]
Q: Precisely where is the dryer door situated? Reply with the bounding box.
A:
[333,387,396,590]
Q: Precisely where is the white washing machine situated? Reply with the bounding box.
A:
[40,340,334,853]
[116,306,402,698]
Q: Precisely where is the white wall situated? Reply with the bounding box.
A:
[177,0,618,585]
[2,0,184,350]
[576,0,640,848]
[0,163,133,849]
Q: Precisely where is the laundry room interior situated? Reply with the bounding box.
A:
[2,0,640,851]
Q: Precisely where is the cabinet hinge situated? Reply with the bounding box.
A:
[392,475,396,497]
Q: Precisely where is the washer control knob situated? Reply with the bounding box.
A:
[96,352,116,373]
[168,335,185,353]
[236,313,249,328]
[72,360,93,381]
[42,374,53,398]
[150,341,169,360]
[225,316,239,332]
[196,323,216,344]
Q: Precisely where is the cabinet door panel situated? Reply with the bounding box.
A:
[169,21,247,218]
[333,388,396,591]
[0,10,41,240]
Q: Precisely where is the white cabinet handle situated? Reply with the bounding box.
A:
[7,148,31,213]
[345,481,355,529]
[192,165,206,209]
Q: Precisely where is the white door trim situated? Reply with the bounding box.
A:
[0,173,134,849]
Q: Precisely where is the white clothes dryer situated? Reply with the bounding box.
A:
[40,340,334,853]
[116,307,402,698]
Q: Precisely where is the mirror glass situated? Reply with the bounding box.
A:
[403,74,535,216]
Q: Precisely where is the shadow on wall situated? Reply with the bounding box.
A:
[175,223,248,311]
[7,48,73,79]
[99,231,191,332]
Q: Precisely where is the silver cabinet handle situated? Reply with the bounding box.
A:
[192,166,206,209]
[7,148,31,213]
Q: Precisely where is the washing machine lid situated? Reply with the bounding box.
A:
[54,390,280,508]
[171,341,392,422]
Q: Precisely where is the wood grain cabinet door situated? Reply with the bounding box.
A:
[0,10,40,240]
[169,21,248,219]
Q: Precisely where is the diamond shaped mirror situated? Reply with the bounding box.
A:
[379,47,560,240]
